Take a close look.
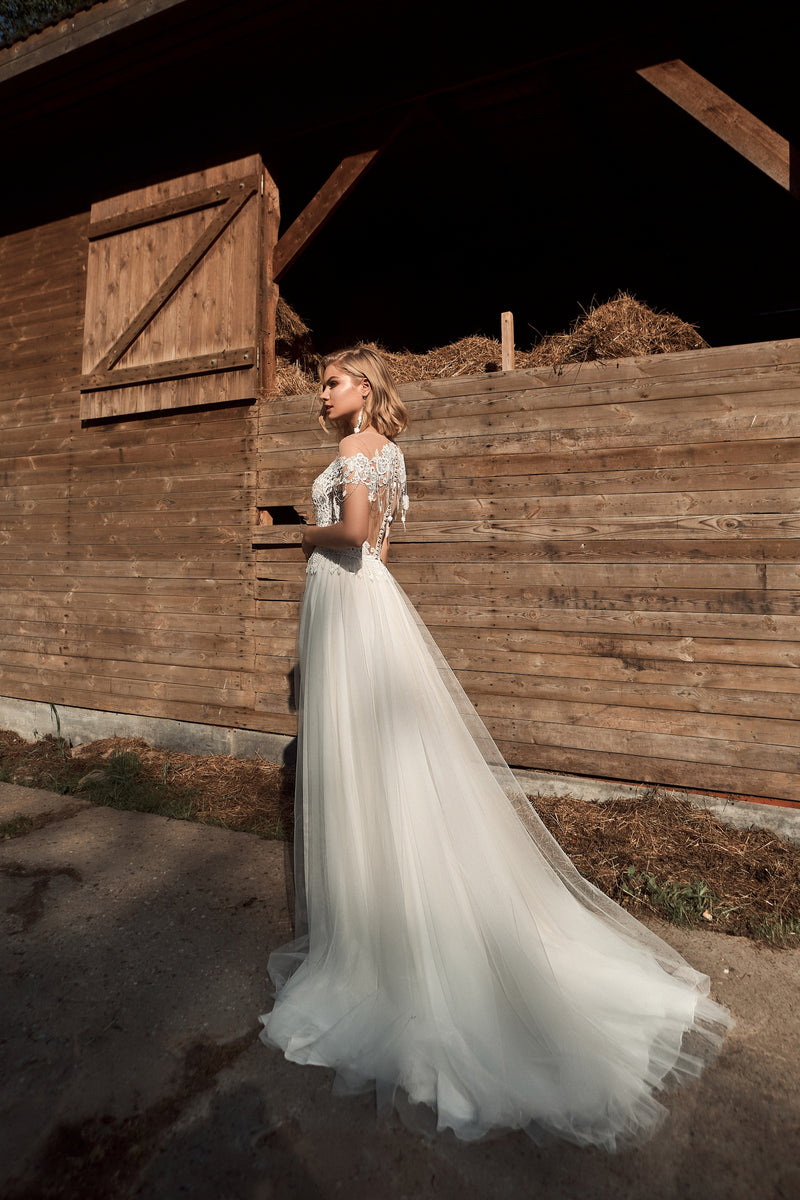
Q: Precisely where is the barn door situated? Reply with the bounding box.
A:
[80,155,279,420]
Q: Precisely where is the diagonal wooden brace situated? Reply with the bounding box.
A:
[638,59,798,200]
[272,150,379,282]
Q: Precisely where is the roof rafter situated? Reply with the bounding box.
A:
[638,59,798,200]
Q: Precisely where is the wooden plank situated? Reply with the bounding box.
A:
[87,176,260,240]
[257,411,800,470]
[638,60,797,197]
[251,643,800,703]
[258,437,800,487]
[273,150,379,281]
[2,586,245,616]
[338,562,773,589]
[0,0,191,84]
[255,514,800,544]
[388,539,800,562]
[259,463,800,508]
[394,490,800,522]
[0,630,249,669]
[398,583,800,617]
[256,165,281,395]
[1,649,250,690]
[467,694,800,751]
[485,715,797,774]
[496,742,800,803]
[425,641,800,693]
[0,606,250,636]
[454,671,800,722]
[1,558,248,580]
[0,679,289,739]
[257,593,798,639]
[427,626,800,669]
[262,387,766,447]
[81,347,255,391]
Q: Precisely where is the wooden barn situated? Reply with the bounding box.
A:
[1,0,798,801]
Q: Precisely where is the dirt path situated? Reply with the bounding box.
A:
[1,781,798,1200]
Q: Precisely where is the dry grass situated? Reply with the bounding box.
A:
[3,730,797,944]
[534,790,800,944]
[0,730,294,839]
[522,291,707,367]
[268,292,708,395]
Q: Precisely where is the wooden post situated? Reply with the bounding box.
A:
[501,311,515,371]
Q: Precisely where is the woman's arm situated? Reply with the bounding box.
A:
[301,484,369,557]
[301,439,370,559]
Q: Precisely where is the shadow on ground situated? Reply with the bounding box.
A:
[1,783,798,1200]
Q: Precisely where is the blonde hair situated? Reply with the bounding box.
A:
[318,344,408,440]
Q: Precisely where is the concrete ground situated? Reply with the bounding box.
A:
[1,782,798,1200]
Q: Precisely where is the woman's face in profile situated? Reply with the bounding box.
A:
[320,366,366,428]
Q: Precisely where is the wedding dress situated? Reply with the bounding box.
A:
[260,439,731,1149]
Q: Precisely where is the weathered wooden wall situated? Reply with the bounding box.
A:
[3,204,798,799]
[0,212,267,733]
[254,343,800,801]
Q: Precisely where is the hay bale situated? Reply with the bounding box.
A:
[368,336,503,383]
[275,297,313,360]
[522,291,707,367]
[274,357,317,395]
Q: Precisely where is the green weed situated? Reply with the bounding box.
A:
[78,750,198,820]
[620,867,736,927]
[748,912,800,945]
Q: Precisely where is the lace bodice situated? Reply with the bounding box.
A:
[311,441,409,561]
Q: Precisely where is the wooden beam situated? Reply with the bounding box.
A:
[0,0,192,84]
[272,150,380,282]
[81,347,255,392]
[638,59,798,199]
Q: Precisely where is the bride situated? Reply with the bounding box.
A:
[259,345,731,1148]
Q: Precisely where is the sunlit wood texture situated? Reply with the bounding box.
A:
[81,155,280,420]
[254,341,800,800]
[0,185,276,736]
[638,60,799,199]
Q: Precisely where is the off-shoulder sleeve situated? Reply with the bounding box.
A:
[339,447,409,556]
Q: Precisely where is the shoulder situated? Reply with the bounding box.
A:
[337,434,366,458]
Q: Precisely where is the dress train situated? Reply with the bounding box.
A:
[260,446,731,1148]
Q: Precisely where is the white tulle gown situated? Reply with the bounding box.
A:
[260,439,731,1149]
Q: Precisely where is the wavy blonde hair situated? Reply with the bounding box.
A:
[318,344,408,440]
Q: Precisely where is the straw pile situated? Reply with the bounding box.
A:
[524,291,707,367]
[269,292,708,395]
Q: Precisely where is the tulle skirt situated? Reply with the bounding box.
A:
[260,545,731,1149]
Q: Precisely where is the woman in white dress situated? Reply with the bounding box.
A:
[260,345,731,1149]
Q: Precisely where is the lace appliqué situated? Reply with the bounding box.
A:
[308,442,409,574]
